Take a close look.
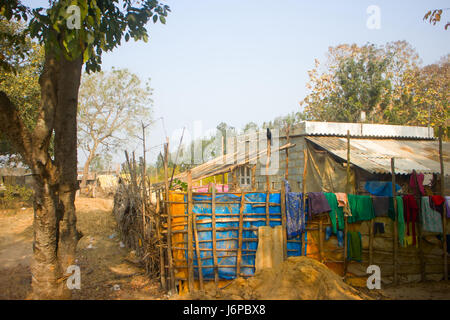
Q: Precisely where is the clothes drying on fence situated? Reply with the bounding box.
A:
[347,194,375,223]
[372,196,389,217]
[402,195,419,246]
[364,181,401,197]
[409,170,425,196]
[325,226,344,247]
[436,234,450,254]
[307,192,331,217]
[324,192,344,234]
[285,188,305,239]
[347,231,362,262]
[335,192,351,217]
[374,222,385,235]
[420,196,443,233]
[446,196,450,218]
[388,196,406,247]
[430,195,445,216]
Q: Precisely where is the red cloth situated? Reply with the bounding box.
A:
[431,195,445,206]
[403,195,418,246]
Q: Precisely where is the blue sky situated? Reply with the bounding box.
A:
[26,1,450,164]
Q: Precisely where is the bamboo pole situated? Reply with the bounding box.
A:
[251,165,256,191]
[156,189,166,290]
[343,130,350,277]
[211,184,219,287]
[319,218,324,263]
[187,170,194,292]
[302,148,308,256]
[266,131,271,191]
[285,124,290,180]
[265,190,270,226]
[236,192,245,277]
[163,141,176,292]
[369,219,374,266]
[193,208,204,291]
[281,181,287,260]
[439,127,448,280]
[391,158,399,285]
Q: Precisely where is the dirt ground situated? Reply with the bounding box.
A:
[0,197,167,300]
[0,197,449,300]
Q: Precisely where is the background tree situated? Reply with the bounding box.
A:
[78,68,152,187]
[301,42,422,124]
[0,18,43,166]
[0,0,169,299]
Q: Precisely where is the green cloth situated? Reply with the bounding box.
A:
[347,194,375,223]
[347,231,362,262]
[324,192,344,234]
[388,196,406,247]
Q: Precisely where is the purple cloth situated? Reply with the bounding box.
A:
[446,196,450,218]
[307,192,331,216]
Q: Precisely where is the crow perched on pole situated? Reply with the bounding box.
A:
[266,128,272,145]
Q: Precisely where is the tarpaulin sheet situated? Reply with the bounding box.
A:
[183,192,302,280]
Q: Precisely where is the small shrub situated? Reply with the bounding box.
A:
[0,184,34,209]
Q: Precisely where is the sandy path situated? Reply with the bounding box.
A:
[0,197,165,300]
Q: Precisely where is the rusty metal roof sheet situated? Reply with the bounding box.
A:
[306,136,450,175]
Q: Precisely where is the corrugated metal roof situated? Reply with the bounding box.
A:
[306,136,450,175]
[286,121,434,139]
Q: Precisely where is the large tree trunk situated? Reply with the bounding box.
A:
[80,143,97,189]
[0,48,83,299]
[29,52,83,299]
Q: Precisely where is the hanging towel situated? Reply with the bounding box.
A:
[372,196,389,217]
[307,192,331,217]
[347,231,362,262]
[324,193,344,234]
[446,196,450,218]
[364,181,401,197]
[388,196,406,247]
[335,192,351,217]
[347,194,375,223]
[420,196,443,233]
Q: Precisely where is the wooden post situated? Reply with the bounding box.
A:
[285,124,290,180]
[281,182,288,260]
[266,132,271,191]
[251,165,256,191]
[391,158,399,285]
[302,148,308,255]
[193,208,204,291]
[265,190,270,226]
[439,127,448,280]
[156,190,166,290]
[369,219,374,266]
[319,218,324,263]
[187,170,194,292]
[343,130,350,277]
[236,192,245,277]
[222,173,225,192]
[211,184,219,287]
[163,141,175,292]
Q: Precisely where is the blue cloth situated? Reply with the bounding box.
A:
[284,180,305,239]
[364,181,401,197]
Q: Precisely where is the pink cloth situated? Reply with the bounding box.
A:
[409,171,424,195]
[193,183,228,193]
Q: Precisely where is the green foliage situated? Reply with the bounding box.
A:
[171,178,187,191]
[1,0,170,73]
[301,42,423,124]
[0,18,43,163]
[0,184,34,208]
